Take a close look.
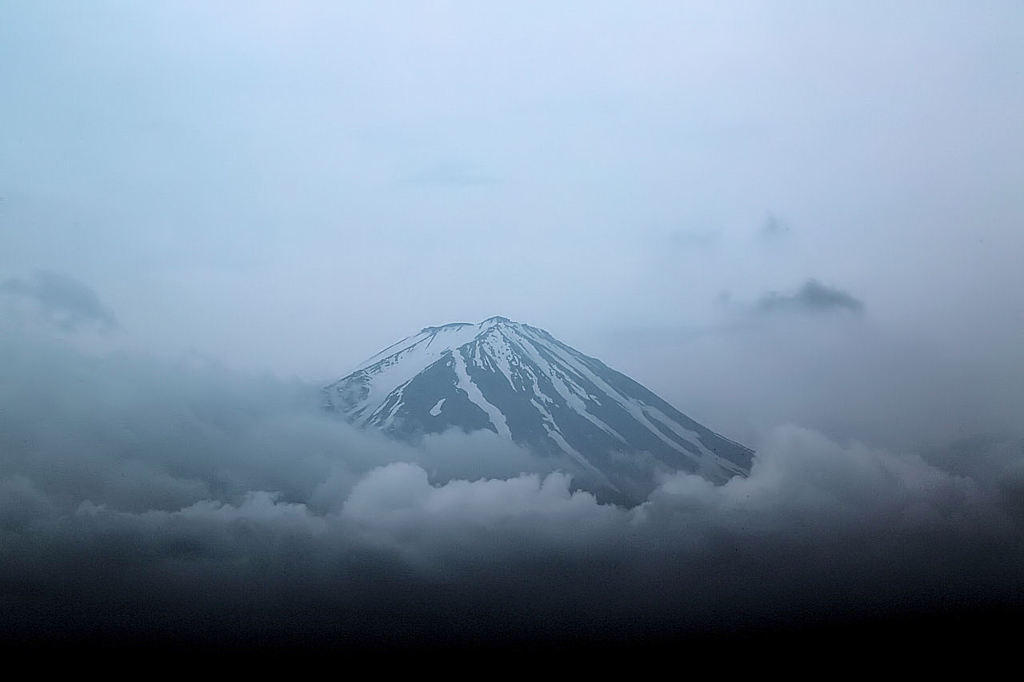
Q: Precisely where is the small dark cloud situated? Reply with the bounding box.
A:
[0,269,117,330]
[756,279,864,314]
[759,213,791,240]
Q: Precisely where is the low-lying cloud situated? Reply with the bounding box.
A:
[1,327,1021,651]
[0,269,117,330]
[755,278,865,314]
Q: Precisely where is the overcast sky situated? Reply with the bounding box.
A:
[2,1,1023,450]
[4,4,1024,656]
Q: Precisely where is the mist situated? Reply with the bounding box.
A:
[2,1,1023,662]
[2,324,1023,655]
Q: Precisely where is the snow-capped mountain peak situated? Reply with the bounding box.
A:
[325,317,753,500]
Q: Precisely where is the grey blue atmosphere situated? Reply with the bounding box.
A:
[1,1,1023,664]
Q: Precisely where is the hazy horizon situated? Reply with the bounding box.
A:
[2,1,1023,658]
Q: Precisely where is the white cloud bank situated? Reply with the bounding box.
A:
[0,328,1021,648]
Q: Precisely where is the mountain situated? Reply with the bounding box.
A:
[323,316,753,501]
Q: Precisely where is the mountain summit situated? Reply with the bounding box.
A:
[324,316,752,500]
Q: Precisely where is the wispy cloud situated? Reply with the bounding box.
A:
[0,269,117,330]
[758,213,791,241]
[755,279,864,315]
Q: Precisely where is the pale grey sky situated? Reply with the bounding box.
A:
[2,1,1022,448]
[4,4,1024,648]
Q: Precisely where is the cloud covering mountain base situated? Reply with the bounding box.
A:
[2,330,1023,654]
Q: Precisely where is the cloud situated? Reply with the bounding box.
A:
[0,269,117,330]
[0,327,1022,651]
[758,213,791,240]
[755,279,865,314]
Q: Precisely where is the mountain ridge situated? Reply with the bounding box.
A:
[324,316,753,501]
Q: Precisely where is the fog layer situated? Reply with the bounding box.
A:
[2,327,1022,648]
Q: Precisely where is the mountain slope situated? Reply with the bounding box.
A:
[324,316,753,499]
